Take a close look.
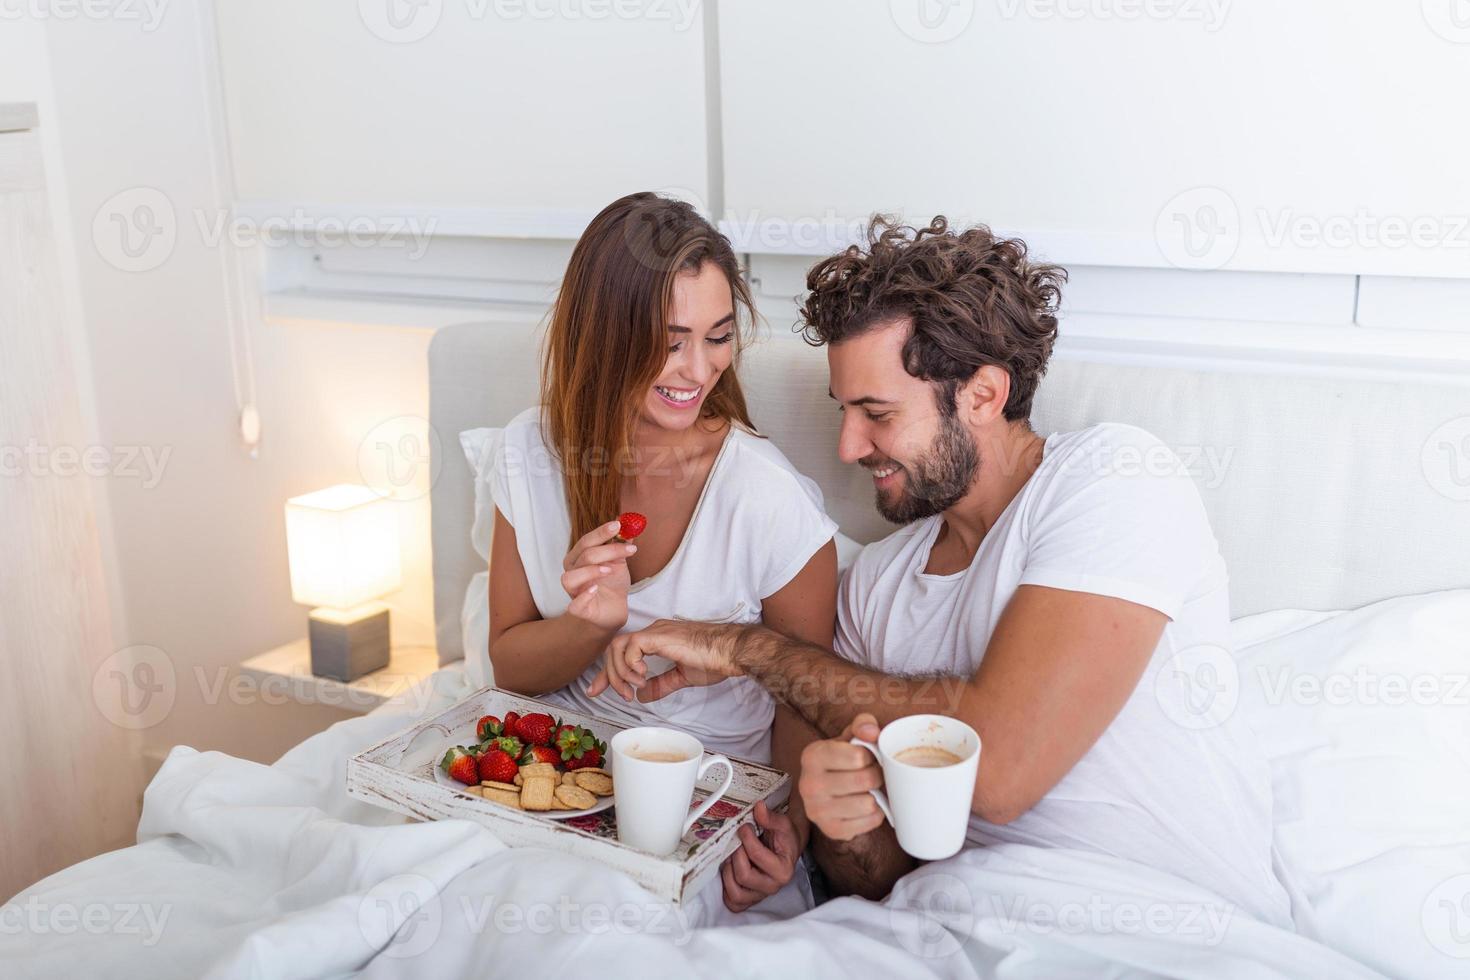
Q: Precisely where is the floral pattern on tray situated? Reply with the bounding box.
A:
[558,794,747,856]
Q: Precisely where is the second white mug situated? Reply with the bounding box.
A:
[850,714,981,861]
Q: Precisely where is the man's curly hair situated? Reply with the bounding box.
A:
[799,215,1066,423]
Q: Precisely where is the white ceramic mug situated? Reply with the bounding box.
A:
[850,714,981,860]
[610,727,735,856]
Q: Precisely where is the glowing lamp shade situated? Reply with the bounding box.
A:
[285,484,402,610]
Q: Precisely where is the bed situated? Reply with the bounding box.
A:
[5,318,1468,979]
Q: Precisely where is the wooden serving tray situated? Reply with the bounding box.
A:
[346,686,790,904]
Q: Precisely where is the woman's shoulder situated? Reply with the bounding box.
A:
[720,426,833,514]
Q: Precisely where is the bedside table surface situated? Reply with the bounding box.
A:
[241,640,440,714]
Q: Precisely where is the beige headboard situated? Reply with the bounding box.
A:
[430,319,1470,664]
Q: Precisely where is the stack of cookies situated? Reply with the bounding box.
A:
[467,761,615,813]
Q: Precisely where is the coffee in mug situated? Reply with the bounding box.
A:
[625,749,692,763]
[893,745,963,768]
[609,727,734,856]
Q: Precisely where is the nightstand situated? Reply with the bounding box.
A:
[240,639,440,715]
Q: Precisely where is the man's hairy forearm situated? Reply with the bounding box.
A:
[728,625,968,737]
[810,823,916,901]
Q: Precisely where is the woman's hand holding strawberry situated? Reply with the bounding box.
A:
[560,517,639,633]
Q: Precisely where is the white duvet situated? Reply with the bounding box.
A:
[3,665,1384,980]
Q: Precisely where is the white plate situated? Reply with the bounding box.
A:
[432,760,614,819]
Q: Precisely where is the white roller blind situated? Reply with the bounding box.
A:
[216,1,712,219]
[719,0,1470,277]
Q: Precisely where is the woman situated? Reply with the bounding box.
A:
[486,192,837,917]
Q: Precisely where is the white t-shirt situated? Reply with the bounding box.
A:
[836,422,1292,928]
[490,406,838,763]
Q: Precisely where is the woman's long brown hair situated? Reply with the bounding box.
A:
[541,192,756,547]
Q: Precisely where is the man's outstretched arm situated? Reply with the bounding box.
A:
[593,585,1167,826]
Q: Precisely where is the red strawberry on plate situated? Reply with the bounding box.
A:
[440,746,479,786]
[615,512,647,542]
[556,725,605,769]
[475,715,502,743]
[564,746,604,771]
[521,744,561,766]
[502,711,521,736]
[512,712,556,747]
[485,733,523,759]
[477,746,519,784]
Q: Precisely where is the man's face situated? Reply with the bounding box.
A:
[827,319,980,524]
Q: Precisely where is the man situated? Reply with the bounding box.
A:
[589,215,1292,927]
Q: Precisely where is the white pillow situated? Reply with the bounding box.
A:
[1231,590,1470,979]
[455,425,862,689]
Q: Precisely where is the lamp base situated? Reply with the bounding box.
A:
[308,603,391,682]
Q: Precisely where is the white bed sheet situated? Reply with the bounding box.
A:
[3,661,1385,980]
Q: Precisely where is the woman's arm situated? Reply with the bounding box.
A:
[487,507,624,695]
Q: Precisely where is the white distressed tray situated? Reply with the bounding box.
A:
[347,686,790,904]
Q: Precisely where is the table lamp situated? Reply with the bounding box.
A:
[285,484,403,682]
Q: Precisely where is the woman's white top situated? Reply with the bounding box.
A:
[488,406,838,762]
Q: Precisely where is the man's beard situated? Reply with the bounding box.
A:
[871,412,980,524]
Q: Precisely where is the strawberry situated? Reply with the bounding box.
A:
[475,715,502,743]
[502,711,521,737]
[615,512,647,542]
[440,746,479,786]
[512,712,556,747]
[564,747,603,771]
[477,746,519,784]
[555,725,605,768]
[521,744,562,766]
[484,733,523,759]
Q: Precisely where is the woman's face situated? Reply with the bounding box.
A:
[640,262,736,431]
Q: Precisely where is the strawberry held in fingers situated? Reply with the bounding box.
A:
[615,512,647,543]
[477,746,519,785]
[440,746,479,786]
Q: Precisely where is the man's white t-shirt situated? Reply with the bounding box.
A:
[836,422,1292,928]
[490,407,838,763]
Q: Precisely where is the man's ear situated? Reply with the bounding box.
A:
[961,365,1011,425]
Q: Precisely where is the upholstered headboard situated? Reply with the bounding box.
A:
[430,319,1470,665]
